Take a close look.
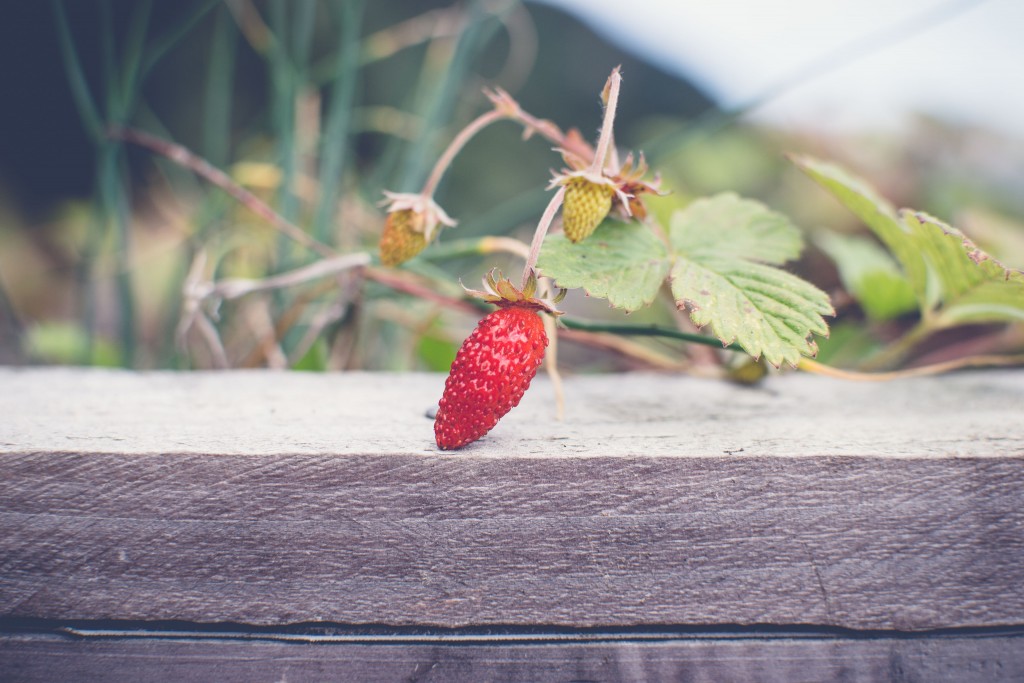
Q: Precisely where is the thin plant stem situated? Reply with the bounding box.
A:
[267,1,302,268]
[119,0,153,115]
[559,318,742,352]
[312,0,365,244]
[357,7,460,67]
[244,297,289,369]
[861,319,933,371]
[486,88,591,163]
[52,0,103,141]
[290,0,317,68]
[363,267,480,316]
[140,0,221,78]
[422,235,530,261]
[420,109,504,197]
[224,0,273,54]
[493,3,537,92]
[542,313,564,420]
[522,187,565,286]
[287,297,350,367]
[398,2,502,191]
[193,311,230,369]
[201,253,371,301]
[558,328,689,371]
[799,355,1024,382]
[589,67,620,174]
[202,4,238,169]
[110,127,335,258]
[99,0,117,110]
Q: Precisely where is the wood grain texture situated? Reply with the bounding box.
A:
[0,369,1022,632]
[2,633,1022,683]
[1,453,1021,628]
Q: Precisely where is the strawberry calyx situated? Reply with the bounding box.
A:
[462,268,566,316]
[379,191,456,242]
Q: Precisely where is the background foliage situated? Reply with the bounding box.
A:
[0,0,1021,377]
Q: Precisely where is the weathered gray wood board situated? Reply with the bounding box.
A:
[1,368,1022,680]
[1,450,1022,629]
[2,632,1021,683]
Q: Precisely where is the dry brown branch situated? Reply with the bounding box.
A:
[192,311,230,369]
[244,298,288,370]
[110,127,335,259]
[288,299,352,368]
[201,253,371,302]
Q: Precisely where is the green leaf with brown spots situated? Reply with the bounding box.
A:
[668,194,833,367]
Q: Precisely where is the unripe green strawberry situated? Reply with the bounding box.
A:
[562,176,614,243]
[434,305,548,450]
[377,192,456,266]
[379,209,427,266]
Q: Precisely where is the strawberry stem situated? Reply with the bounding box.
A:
[559,318,744,351]
[522,186,566,287]
[420,109,504,198]
[589,67,621,175]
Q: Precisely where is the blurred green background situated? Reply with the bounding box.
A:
[1,0,1021,372]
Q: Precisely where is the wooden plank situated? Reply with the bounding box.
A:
[1,452,1021,628]
[2,632,1022,682]
[0,369,1022,631]
[1,368,1022,458]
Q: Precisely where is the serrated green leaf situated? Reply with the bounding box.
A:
[793,155,1024,326]
[670,257,833,367]
[816,232,917,321]
[901,211,1024,325]
[791,155,932,307]
[671,193,804,265]
[668,195,832,367]
[537,221,670,311]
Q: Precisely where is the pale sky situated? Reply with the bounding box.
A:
[533,0,1024,138]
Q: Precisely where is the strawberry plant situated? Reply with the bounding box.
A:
[394,69,837,446]
[400,69,1020,447]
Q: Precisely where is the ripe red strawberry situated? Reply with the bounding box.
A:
[433,269,564,450]
[434,306,547,450]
